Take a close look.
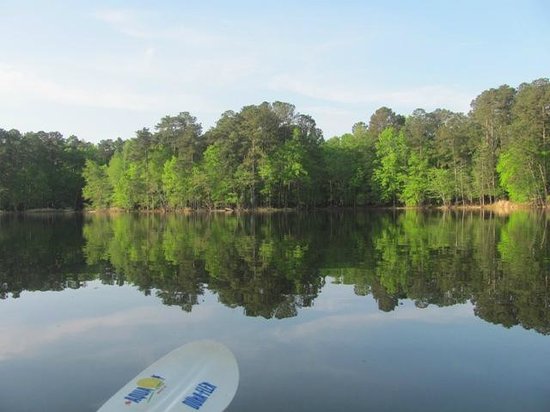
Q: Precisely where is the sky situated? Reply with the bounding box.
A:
[0,0,548,142]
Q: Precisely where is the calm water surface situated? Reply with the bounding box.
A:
[0,211,549,411]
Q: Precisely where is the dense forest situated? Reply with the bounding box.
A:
[0,78,549,211]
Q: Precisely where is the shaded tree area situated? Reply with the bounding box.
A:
[0,128,125,211]
[0,130,102,210]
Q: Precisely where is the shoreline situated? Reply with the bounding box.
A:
[0,208,79,215]
[0,201,544,215]
[83,199,537,214]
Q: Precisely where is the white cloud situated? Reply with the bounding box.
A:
[93,8,230,47]
[90,8,261,91]
[269,74,472,112]
[93,8,151,39]
[0,64,159,111]
[94,8,134,26]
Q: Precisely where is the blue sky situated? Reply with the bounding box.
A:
[0,0,548,142]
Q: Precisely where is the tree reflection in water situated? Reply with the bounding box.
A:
[0,211,549,334]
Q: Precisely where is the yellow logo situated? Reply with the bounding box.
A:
[125,375,166,405]
[136,377,164,390]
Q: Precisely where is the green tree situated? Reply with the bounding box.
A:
[155,112,203,163]
[403,109,438,159]
[373,128,408,206]
[162,156,191,209]
[429,168,455,206]
[107,147,145,209]
[322,129,373,207]
[501,79,550,203]
[191,144,238,209]
[433,111,475,205]
[260,136,309,207]
[0,129,23,210]
[82,160,112,208]
[96,138,124,165]
[401,152,430,206]
[496,148,539,203]
[322,137,358,207]
[470,85,516,204]
[368,107,405,139]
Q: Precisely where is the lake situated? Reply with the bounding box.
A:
[1,210,549,411]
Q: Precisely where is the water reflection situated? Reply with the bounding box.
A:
[1,211,549,334]
[82,213,325,318]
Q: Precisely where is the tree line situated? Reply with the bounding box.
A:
[0,78,548,211]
